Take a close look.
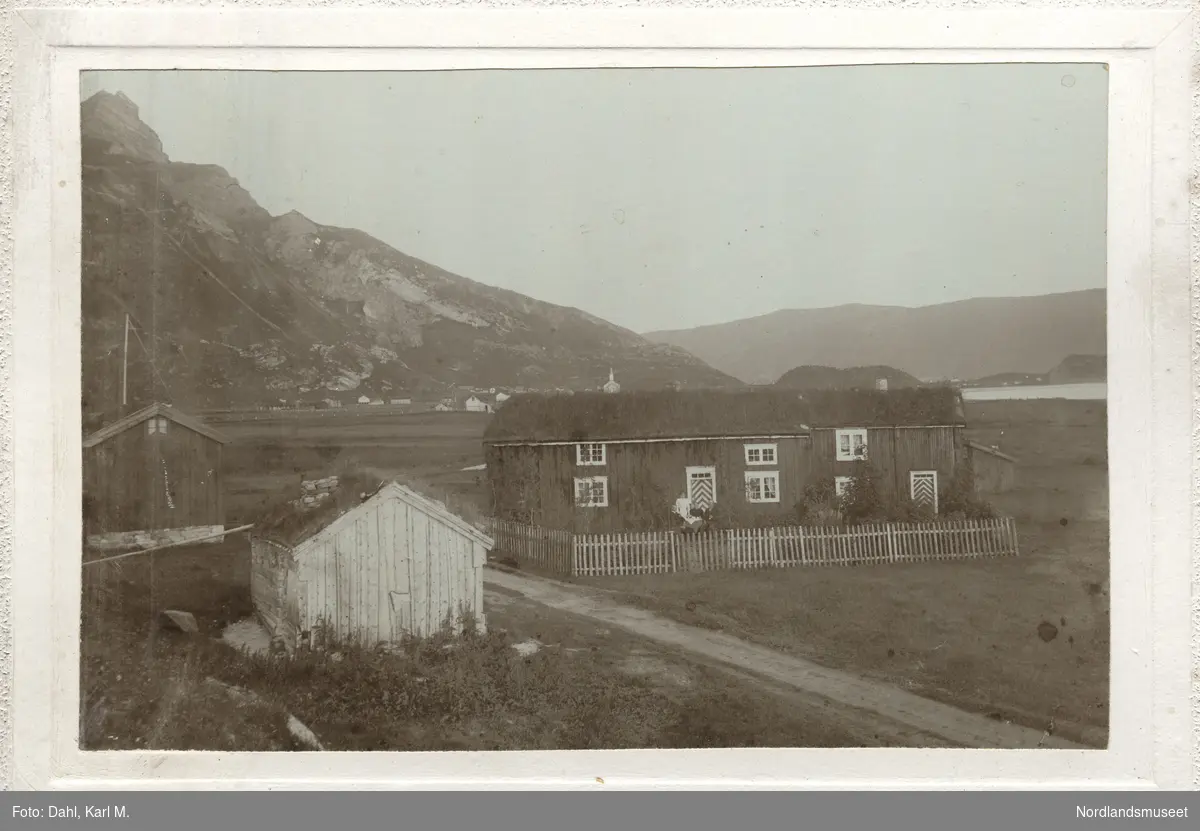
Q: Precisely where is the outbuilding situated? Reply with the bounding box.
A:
[250,475,493,650]
[82,402,229,550]
[965,440,1019,494]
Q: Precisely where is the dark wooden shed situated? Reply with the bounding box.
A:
[483,387,972,532]
[82,402,230,550]
[965,440,1019,495]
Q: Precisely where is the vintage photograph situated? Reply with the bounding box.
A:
[78,65,1108,752]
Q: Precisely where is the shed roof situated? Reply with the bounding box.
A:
[483,387,965,444]
[83,402,231,449]
[255,472,493,549]
[966,440,1019,464]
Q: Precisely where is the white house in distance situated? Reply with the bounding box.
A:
[464,395,493,413]
[357,395,371,405]
[250,478,494,649]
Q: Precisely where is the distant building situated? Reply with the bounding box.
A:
[602,369,621,394]
[464,395,493,413]
[390,398,412,406]
[494,392,511,406]
[357,395,371,405]
[434,402,453,412]
[876,378,889,392]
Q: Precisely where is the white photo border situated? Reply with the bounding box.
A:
[8,7,1195,790]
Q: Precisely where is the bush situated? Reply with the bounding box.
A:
[937,462,997,520]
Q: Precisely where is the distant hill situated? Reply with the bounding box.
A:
[80,91,740,426]
[773,365,922,391]
[966,354,1106,388]
[1047,354,1106,384]
[645,290,1106,384]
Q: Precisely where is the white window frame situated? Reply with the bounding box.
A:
[146,416,169,435]
[574,476,609,508]
[835,476,854,499]
[744,470,780,503]
[835,428,868,461]
[743,442,778,466]
[909,470,939,514]
[575,442,607,466]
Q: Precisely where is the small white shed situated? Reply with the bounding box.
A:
[251,478,493,650]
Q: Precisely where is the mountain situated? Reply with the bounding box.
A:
[645,290,1106,384]
[773,365,922,391]
[81,91,740,426]
[1046,354,1106,384]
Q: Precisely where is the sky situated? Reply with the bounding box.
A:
[81,65,1108,333]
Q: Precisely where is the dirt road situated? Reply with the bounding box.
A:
[484,567,1088,750]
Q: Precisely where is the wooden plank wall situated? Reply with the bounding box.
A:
[487,426,963,532]
[294,492,485,646]
[83,421,224,535]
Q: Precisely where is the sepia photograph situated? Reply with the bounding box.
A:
[78,64,1109,754]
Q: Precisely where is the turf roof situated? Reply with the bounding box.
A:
[483,386,965,443]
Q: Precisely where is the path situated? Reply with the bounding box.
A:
[484,567,1088,750]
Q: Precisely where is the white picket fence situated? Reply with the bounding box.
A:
[487,517,1020,578]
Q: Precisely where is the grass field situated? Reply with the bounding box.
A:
[210,410,492,524]
[569,399,1110,746]
[81,544,878,750]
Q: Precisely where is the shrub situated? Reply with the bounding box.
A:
[937,462,997,520]
[836,459,890,524]
[793,478,843,526]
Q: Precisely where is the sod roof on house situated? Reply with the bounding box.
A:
[483,387,965,443]
[255,471,387,547]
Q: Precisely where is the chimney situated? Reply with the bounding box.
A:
[876,378,889,391]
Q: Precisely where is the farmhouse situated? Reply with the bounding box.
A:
[82,402,230,550]
[250,474,493,650]
[484,387,988,532]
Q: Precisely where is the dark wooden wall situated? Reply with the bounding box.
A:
[83,420,224,535]
[808,426,962,496]
[967,446,1016,494]
[486,426,963,532]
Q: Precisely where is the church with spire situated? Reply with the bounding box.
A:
[602,368,621,394]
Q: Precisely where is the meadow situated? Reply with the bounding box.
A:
[571,399,1110,746]
[80,398,1109,749]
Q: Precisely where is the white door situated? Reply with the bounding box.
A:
[686,466,717,511]
[909,471,939,513]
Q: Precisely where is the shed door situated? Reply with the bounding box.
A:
[686,466,717,511]
[910,471,939,514]
[388,591,412,642]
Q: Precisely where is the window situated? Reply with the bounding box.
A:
[744,471,780,503]
[910,470,939,514]
[574,476,609,508]
[575,443,606,466]
[835,428,868,461]
[146,416,169,435]
[835,476,854,499]
[744,443,778,465]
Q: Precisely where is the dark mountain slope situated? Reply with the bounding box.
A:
[81,91,739,426]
